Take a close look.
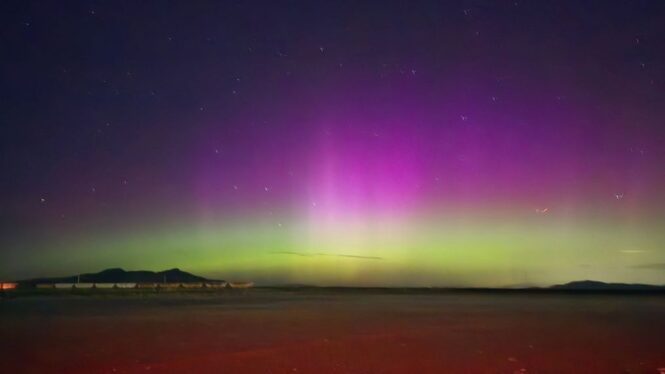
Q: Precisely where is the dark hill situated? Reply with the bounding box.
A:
[551,280,665,291]
[21,268,220,285]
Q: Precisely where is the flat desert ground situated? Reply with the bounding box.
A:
[1,290,665,373]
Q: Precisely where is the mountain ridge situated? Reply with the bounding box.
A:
[13,271,665,291]
[20,268,222,285]
[550,280,664,291]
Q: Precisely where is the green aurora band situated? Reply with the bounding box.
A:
[5,206,664,287]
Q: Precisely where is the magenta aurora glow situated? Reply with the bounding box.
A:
[1,1,665,286]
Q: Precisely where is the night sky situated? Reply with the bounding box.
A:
[2,1,665,286]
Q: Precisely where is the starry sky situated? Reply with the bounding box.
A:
[1,1,665,286]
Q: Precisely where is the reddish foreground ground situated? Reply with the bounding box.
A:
[1,290,664,373]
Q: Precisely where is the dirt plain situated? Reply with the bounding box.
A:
[1,289,664,373]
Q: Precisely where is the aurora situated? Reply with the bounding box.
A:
[1,1,664,287]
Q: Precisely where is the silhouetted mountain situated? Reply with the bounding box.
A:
[21,268,221,285]
[551,280,665,291]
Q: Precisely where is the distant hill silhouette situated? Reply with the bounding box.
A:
[551,280,665,291]
[21,268,220,285]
